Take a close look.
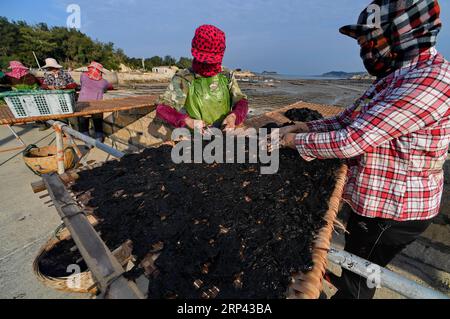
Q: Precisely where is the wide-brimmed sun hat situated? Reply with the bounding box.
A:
[191,25,226,64]
[42,58,63,69]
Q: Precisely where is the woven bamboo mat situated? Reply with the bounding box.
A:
[0,95,158,125]
[247,101,347,299]
[287,165,347,299]
[245,101,344,128]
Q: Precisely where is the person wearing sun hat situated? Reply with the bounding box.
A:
[41,58,77,90]
[3,61,39,89]
[77,61,113,142]
[278,0,449,299]
[156,24,249,131]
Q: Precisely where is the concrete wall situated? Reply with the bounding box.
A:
[32,70,172,86]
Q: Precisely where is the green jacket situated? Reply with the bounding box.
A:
[158,68,247,125]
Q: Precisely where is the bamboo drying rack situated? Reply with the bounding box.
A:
[246,102,347,299]
[32,101,348,299]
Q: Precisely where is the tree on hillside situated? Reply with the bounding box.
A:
[144,56,163,70]
[0,17,194,72]
[0,17,20,67]
[176,57,193,69]
[163,55,176,66]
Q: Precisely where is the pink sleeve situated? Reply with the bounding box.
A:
[156,104,189,128]
[103,80,113,91]
[231,99,249,125]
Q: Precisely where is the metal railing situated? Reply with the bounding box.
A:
[328,247,449,299]
[47,120,125,174]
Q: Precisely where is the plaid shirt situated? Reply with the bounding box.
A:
[296,48,450,221]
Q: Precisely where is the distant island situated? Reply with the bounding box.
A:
[321,71,376,80]
[321,71,365,78]
[262,71,278,75]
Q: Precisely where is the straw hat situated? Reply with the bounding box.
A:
[42,58,63,69]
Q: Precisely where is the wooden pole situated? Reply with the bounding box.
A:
[54,123,65,175]
[32,51,41,70]
[43,174,145,299]
[48,120,125,159]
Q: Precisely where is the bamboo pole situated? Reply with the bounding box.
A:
[42,174,144,299]
[53,123,66,175]
[48,120,124,159]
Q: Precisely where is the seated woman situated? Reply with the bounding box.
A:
[41,58,77,90]
[4,61,39,89]
[39,58,78,130]
[157,25,249,131]
[78,61,113,142]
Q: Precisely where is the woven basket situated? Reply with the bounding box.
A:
[23,145,77,176]
[32,216,99,294]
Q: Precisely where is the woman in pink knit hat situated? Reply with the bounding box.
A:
[157,25,248,131]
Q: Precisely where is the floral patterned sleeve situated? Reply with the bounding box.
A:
[158,71,190,112]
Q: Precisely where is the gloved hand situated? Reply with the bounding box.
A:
[222,113,237,130]
[265,122,309,151]
[185,117,206,134]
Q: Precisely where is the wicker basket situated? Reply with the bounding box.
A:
[33,216,99,294]
[33,215,136,295]
[0,90,75,119]
[23,145,77,176]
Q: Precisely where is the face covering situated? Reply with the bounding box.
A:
[86,67,103,81]
[355,0,442,78]
[359,32,397,78]
[192,59,222,77]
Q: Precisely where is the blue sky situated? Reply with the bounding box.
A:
[1,0,449,75]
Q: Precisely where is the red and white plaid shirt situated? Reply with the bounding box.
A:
[296,48,450,221]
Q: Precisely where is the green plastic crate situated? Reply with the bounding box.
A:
[0,90,75,119]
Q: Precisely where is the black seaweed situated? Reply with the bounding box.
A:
[40,109,340,299]
[285,108,324,122]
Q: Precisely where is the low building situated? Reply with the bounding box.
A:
[152,66,177,77]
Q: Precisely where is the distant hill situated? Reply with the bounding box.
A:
[262,71,278,75]
[321,71,367,78]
